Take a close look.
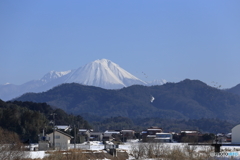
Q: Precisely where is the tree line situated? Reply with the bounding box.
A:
[0,100,91,142]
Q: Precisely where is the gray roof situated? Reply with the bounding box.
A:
[56,130,73,138]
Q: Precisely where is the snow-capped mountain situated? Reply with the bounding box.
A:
[41,70,72,83]
[147,79,167,86]
[64,59,147,89]
[0,59,166,101]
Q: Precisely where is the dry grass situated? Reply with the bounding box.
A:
[42,149,86,160]
[38,149,128,160]
[0,127,25,160]
[130,142,220,160]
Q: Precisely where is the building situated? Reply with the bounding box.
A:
[78,129,91,143]
[46,130,73,150]
[121,130,135,141]
[232,124,240,144]
[141,127,163,142]
[147,127,163,135]
[180,130,202,142]
[226,133,232,142]
[103,130,121,142]
[55,125,71,131]
[90,132,103,141]
[38,137,50,151]
[181,130,200,135]
[154,133,173,142]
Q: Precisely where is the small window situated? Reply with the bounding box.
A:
[55,135,60,139]
[55,143,60,146]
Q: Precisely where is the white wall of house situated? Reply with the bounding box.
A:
[46,131,72,150]
[232,124,240,144]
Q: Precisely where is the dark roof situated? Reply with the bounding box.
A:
[90,132,103,135]
[55,130,73,138]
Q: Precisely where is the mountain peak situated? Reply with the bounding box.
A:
[94,59,111,63]
[41,70,72,82]
[0,59,165,101]
[64,59,147,89]
[92,59,120,69]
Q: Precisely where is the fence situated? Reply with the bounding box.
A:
[69,144,106,150]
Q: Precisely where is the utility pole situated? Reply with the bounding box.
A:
[51,113,57,150]
[74,125,76,149]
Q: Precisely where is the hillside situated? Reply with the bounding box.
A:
[226,84,240,96]
[1,59,164,101]
[0,100,91,142]
[14,79,240,123]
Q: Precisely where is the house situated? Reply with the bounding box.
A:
[78,129,91,143]
[181,130,200,135]
[147,126,163,135]
[121,130,135,141]
[216,133,227,142]
[46,130,73,150]
[79,129,91,135]
[103,130,121,142]
[232,124,240,144]
[146,135,157,142]
[154,133,173,142]
[226,133,232,142]
[90,132,103,141]
[180,130,202,142]
[55,125,71,131]
[38,135,50,151]
[141,127,163,142]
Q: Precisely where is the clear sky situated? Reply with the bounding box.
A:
[0,0,240,88]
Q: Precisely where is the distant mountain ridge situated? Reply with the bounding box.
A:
[0,59,166,101]
[41,70,72,82]
[62,59,147,88]
[14,79,240,123]
[226,84,240,96]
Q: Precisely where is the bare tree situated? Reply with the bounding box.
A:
[130,142,219,160]
[0,127,25,160]
[130,143,145,159]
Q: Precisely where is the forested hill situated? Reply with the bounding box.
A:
[0,100,91,142]
[14,79,240,123]
[226,83,240,96]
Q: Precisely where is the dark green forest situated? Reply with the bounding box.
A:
[84,115,235,134]
[227,83,240,96]
[15,79,240,123]
[0,100,91,142]
[2,79,240,141]
[0,99,235,143]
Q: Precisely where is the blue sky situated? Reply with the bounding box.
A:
[0,0,240,88]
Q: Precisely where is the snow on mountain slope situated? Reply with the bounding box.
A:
[64,59,147,89]
[147,79,167,86]
[41,70,72,82]
[0,59,165,101]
